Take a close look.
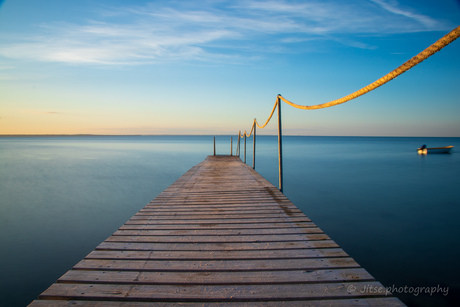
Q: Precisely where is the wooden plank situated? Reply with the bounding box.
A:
[130,213,307,219]
[141,203,301,208]
[112,227,324,236]
[150,195,288,200]
[149,195,289,200]
[136,208,304,214]
[73,258,361,271]
[137,208,303,214]
[104,233,329,243]
[121,222,315,228]
[96,240,340,251]
[113,228,320,236]
[124,217,312,224]
[58,268,374,285]
[119,222,318,230]
[38,282,393,301]
[29,297,406,306]
[144,201,295,206]
[30,156,404,306]
[85,248,349,260]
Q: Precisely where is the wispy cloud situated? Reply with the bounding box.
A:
[0,0,452,65]
[19,110,64,115]
[370,0,439,28]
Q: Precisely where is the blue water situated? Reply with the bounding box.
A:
[1,135,459,306]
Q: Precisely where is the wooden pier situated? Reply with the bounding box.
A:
[30,155,404,306]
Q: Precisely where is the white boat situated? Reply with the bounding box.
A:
[417,145,454,154]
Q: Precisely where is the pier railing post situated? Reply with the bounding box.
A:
[253,123,256,169]
[230,137,233,156]
[238,132,241,158]
[236,133,239,157]
[244,133,247,163]
[277,96,283,192]
[214,137,216,156]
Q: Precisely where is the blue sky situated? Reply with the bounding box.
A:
[1,0,459,136]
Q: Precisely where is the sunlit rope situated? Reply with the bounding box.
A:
[240,100,277,138]
[255,99,278,129]
[240,125,253,138]
[279,25,460,110]
[239,25,459,133]
[240,99,278,138]
[239,120,256,138]
[246,123,254,137]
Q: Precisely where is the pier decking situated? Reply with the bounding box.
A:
[30,155,404,306]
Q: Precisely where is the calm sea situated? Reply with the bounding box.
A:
[1,135,459,307]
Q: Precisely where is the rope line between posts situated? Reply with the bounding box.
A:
[279,25,460,110]
[233,25,460,191]
[244,25,460,131]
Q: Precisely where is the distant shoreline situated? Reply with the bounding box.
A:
[0,134,167,137]
[1,134,458,138]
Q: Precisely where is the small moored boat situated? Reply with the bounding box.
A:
[417,145,454,154]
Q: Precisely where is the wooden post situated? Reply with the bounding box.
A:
[213,137,216,156]
[243,133,246,164]
[238,132,241,158]
[277,96,283,192]
[253,123,256,169]
[236,133,239,157]
[238,131,241,159]
[230,137,233,156]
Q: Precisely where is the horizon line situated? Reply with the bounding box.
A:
[0,134,457,138]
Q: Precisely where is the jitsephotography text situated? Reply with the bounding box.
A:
[347,284,449,297]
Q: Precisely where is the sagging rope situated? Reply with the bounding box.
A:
[255,99,278,128]
[236,25,459,192]
[241,25,459,132]
[239,96,281,138]
[238,98,279,138]
[239,125,254,138]
[279,25,460,110]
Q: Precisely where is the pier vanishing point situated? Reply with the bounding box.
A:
[30,155,404,306]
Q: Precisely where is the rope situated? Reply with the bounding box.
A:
[279,25,460,110]
[247,123,254,137]
[239,124,252,138]
[239,123,254,138]
[255,100,278,129]
[246,125,254,137]
[237,25,459,137]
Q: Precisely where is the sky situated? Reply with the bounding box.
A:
[1,0,459,136]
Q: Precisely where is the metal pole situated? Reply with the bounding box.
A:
[252,123,256,169]
[277,96,283,192]
[244,133,247,163]
[213,137,216,156]
[230,137,233,156]
[238,132,241,158]
[236,133,239,157]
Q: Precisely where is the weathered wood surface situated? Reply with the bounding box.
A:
[29,155,404,306]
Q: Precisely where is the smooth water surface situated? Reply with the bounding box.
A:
[1,135,459,306]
